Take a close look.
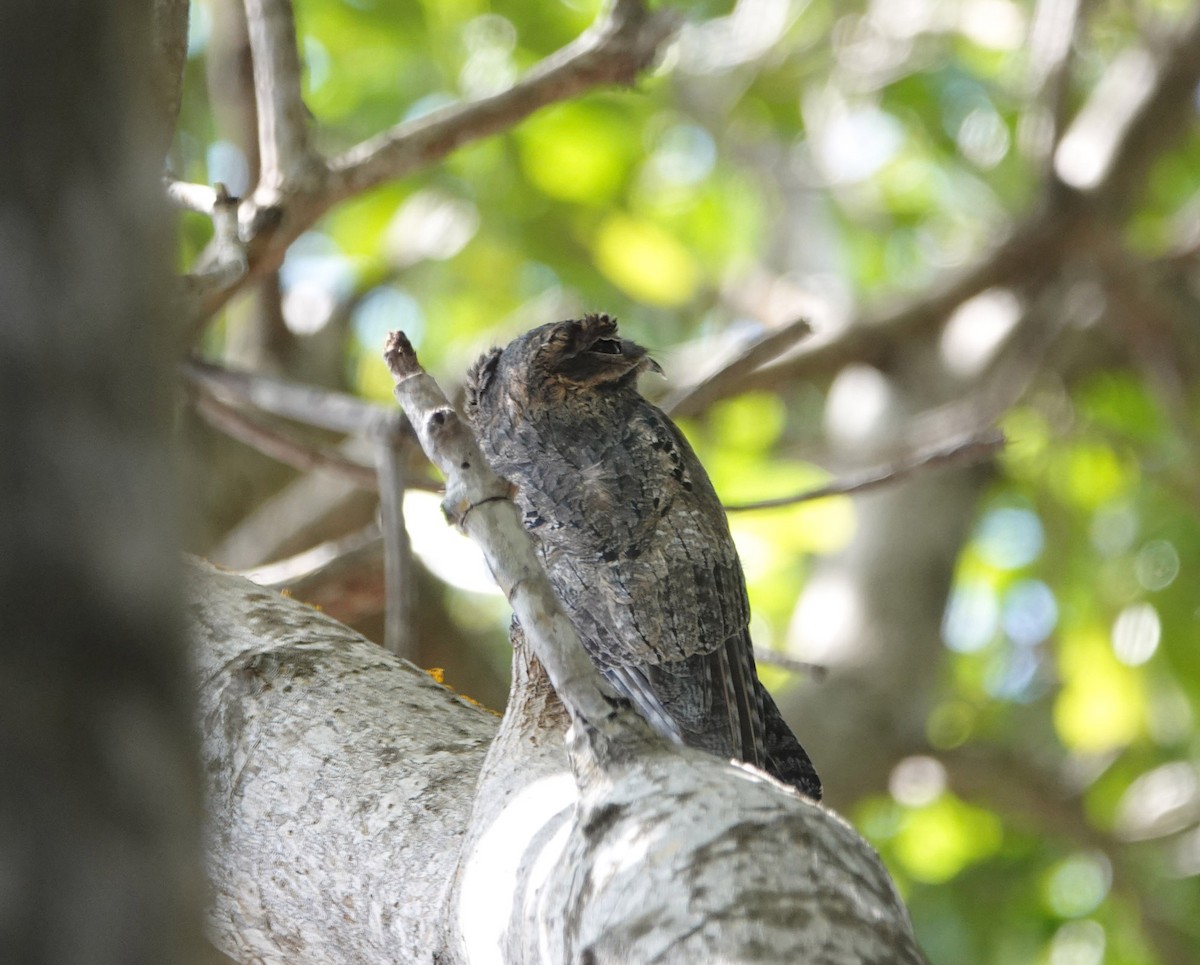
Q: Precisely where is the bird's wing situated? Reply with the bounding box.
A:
[532,403,752,666]
[602,630,765,767]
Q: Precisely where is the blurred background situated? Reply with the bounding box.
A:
[173,1,1200,962]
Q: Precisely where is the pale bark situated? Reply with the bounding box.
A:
[191,562,927,964]
[190,562,494,963]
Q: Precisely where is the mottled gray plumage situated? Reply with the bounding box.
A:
[466,313,820,798]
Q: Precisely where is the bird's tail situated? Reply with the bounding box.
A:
[760,686,823,800]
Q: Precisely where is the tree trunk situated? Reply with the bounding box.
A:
[0,3,208,962]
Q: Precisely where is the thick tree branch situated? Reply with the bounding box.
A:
[1,0,208,956]
[190,562,495,964]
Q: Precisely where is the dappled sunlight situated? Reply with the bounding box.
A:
[824,363,894,443]
[939,287,1021,377]
[788,570,864,664]
[404,490,501,597]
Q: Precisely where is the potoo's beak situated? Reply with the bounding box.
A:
[638,353,664,376]
[616,338,662,377]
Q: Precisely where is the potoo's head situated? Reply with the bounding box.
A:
[465,313,660,424]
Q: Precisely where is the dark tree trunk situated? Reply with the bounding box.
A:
[0,3,208,962]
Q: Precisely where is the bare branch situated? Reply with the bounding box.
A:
[183,358,403,438]
[328,0,679,199]
[663,317,812,418]
[189,388,382,490]
[185,1,677,335]
[723,428,1005,513]
[151,0,191,156]
[242,0,321,194]
[375,435,418,659]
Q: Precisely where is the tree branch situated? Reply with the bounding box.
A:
[183,358,405,437]
[175,183,248,300]
[243,0,321,195]
[753,648,827,680]
[723,428,1005,512]
[663,316,813,418]
[327,0,679,199]
[166,178,219,214]
[375,435,418,659]
[151,0,191,157]
[186,0,678,335]
[189,387,382,490]
[190,562,495,964]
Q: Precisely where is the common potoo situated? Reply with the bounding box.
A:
[466,313,821,799]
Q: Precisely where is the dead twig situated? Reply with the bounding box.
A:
[753,648,827,681]
[723,429,1004,513]
[663,317,813,418]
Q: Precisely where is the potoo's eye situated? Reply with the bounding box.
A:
[590,338,622,356]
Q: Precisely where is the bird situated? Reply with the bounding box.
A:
[465,312,821,799]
